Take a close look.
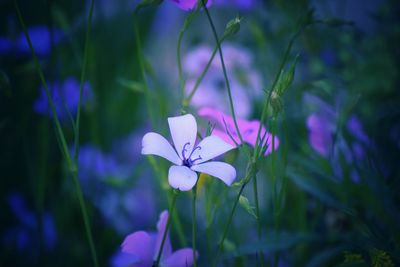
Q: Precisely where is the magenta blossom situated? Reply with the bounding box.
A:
[184,44,262,118]
[120,210,195,267]
[169,0,213,11]
[306,113,334,157]
[198,107,279,156]
[142,114,236,191]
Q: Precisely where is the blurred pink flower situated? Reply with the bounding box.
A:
[169,0,213,11]
[306,113,333,157]
[120,211,196,267]
[198,107,279,156]
[142,114,236,191]
[184,44,262,118]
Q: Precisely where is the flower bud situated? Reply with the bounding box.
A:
[224,16,241,38]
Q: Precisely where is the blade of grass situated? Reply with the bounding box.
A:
[201,0,247,153]
[74,0,94,161]
[133,11,155,126]
[14,1,98,266]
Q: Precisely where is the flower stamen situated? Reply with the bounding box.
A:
[181,142,191,160]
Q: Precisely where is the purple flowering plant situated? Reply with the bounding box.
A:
[116,210,195,267]
[4,0,400,266]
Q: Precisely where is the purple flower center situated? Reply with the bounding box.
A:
[181,142,202,167]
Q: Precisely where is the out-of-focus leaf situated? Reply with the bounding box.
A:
[117,78,144,93]
[222,232,318,259]
[223,239,236,252]
[239,195,257,219]
[306,245,350,267]
[287,167,355,215]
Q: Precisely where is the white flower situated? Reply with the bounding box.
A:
[142,114,236,191]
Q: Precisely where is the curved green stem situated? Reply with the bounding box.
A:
[254,23,305,159]
[213,184,246,267]
[192,185,198,267]
[177,30,185,102]
[133,13,155,126]
[183,36,226,110]
[74,0,94,161]
[253,175,265,266]
[154,191,179,267]
[14,2,98,266]
[201,0,246,152]
[177,3,201,110]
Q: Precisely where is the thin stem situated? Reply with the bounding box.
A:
[213,184,246,267]
[270,118,280,230]
[201,0,246,151]
[14,2,98,267]
[154,191,179,267]
[253,175,265,266]
[254,24,304,159]
[14,0,71,168]
[74,0,94,161]
[71,170,99,267]
[183,36,226,110]
[147,157,187,247]
[177,6,199,102]
[192,185,198,267]
[133,13,155,126]
[177,29,185,103]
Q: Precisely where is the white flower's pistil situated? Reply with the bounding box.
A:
[181,142,202,167]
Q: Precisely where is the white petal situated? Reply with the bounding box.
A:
[142,132,182,166]
[191,161,236,186]
[190,135,235,164]
[168,114,197,161]
[168,166,198,191]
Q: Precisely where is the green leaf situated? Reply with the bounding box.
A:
[275,55,299,96]
[306,245,350,267]
[222,232,318,259]
[287,167,355,215]
[117,78,145,93]
[239,195,257,219]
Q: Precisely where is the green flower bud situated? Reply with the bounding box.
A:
[224,16,241,38]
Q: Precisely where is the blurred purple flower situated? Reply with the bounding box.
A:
[0,26,62,56]
[184,44,262,118]
[117,210,196,267]
[169,0,213,11]
[77,139,156,234]
[304,94,372,183]
[214,0,257,10]
[0,37,13,54]
[306,113,333,157]
[96,184,156,235]
[320,48,336,66]
[33,77,93,121]
[4,193,57,251]
[78,145,121,183]
[347,115,370,145]
[198,107,279,156]
[18,25,63,56]
[142,114,236,191]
